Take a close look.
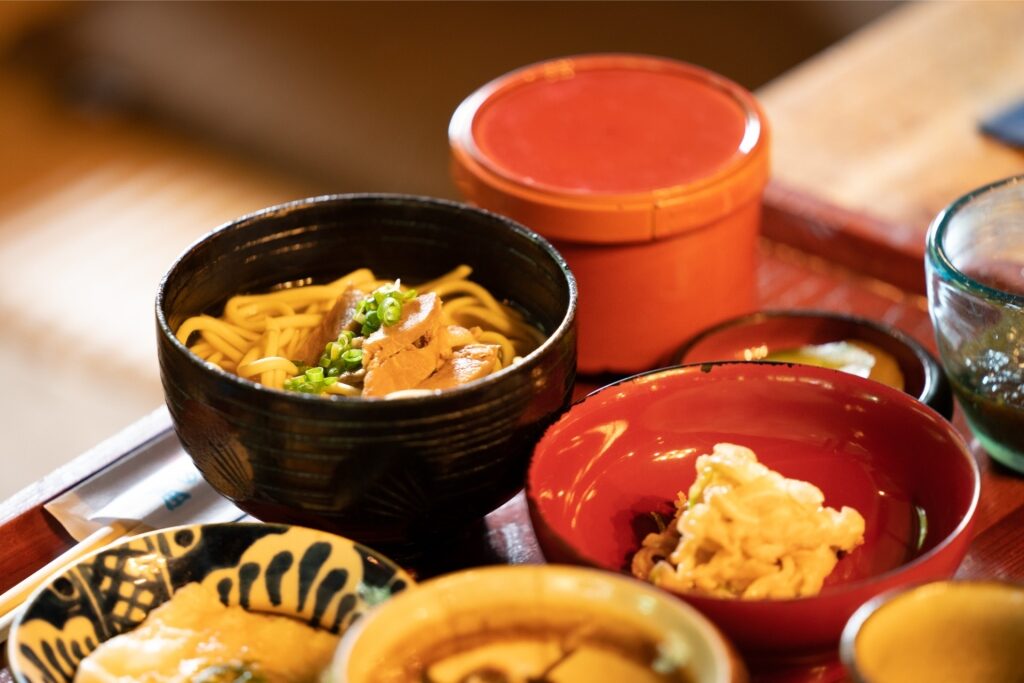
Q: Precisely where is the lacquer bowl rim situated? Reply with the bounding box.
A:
[527,361,980,606]
[155,192,578,406]
[672,309,952,418]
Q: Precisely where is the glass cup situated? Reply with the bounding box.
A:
[926,175,1024,472]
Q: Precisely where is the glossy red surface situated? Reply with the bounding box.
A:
[450,55,769,374]
[674,311,953,419]
[527,363,978,660]
[473,67,746,194]
[554,202,759,373]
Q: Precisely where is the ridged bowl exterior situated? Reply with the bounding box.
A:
[156,195,577,550]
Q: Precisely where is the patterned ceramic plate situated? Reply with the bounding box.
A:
[7,523,414,683]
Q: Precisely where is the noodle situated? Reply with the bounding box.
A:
[176,266,542,395]
[477,330,517,368]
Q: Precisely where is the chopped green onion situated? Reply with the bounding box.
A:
[284,376,318,393]
[355,282,415,335]
[283,282,412,394]
[285,328,366,394]
[341,348,363,371]
[362,309,381,335]
[380,296,402,326]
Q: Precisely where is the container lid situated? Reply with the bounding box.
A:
[450,54,770,244]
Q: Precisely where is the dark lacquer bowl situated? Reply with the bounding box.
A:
[157,194,577,552]
[527,363,978,661]
[674,310,953,419]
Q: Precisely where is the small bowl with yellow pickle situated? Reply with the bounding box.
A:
[326,565,747,683]
[840,580,1024,683]
[156,194,577,553]
[674,310,953,419]
[8,522,414,683]
[527,363,978,662]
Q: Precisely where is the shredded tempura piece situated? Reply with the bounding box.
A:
[632,443,865,600]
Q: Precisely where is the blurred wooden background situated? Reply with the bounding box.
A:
[1,1,1021,501]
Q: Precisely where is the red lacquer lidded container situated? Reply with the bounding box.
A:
[450,53,770,374]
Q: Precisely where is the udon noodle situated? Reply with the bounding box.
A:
[175,265,544,398]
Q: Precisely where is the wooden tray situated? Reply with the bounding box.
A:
[2,186,1022,682]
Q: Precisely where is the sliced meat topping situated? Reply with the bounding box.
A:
[296,285,364,366]
[442,324,478,349]
[362,292,445,365]
[362,334,448,397]
[417,344,500,391]
[361,292,451,397]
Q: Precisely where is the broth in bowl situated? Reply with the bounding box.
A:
[328,566,743,683]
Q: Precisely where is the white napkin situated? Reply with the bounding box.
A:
[44,407,250,541]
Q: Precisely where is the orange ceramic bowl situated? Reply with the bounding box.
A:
[527,363,979,662]
[330,566,748,683]
[451,54,769,374]
[841,580,1024,683]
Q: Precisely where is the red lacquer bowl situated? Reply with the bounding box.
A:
[673,310,953,420]
[527,362,979,661]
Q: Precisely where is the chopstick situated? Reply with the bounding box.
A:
[0,520,148,643]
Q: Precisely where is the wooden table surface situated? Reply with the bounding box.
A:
[759,0,1024,258]
[2,2,1024,681]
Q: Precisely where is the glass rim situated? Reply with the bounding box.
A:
[926,174,1024,307]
